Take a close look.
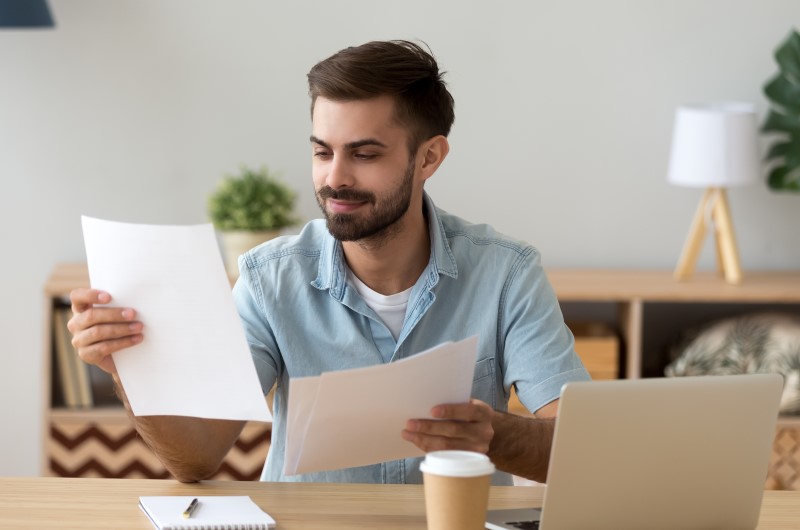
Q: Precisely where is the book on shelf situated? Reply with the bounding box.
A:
[88,361,119,406]
[52,307,92,408]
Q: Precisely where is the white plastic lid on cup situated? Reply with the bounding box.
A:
[420,450,495,478]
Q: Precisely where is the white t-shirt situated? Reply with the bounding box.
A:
[346,267,411,341]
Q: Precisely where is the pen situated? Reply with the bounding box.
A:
[182,498,199,519]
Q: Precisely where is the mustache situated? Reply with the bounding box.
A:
[317,186,375,203]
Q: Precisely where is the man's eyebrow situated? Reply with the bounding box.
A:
[310,136,387,150]
[345,138,387,150]
[310,135,330,148]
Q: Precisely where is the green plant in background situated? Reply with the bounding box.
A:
[208,165,297,231]
[762,28,800,192]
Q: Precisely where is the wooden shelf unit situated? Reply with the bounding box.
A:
[42,264,800,487]
[548,269,800,379]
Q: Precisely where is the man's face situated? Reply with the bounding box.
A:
[311,95,419,243]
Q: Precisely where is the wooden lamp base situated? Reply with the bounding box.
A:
[674,187,743,284]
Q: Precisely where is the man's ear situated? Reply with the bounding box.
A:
[417,135,450,181]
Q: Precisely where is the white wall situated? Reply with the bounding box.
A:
[1,0,798,476]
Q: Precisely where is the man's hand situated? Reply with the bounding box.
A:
[67,288,143,374]
[401,398,495,454]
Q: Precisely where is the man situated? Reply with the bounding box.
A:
[68,40,589,485]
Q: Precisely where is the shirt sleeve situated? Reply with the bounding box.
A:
[500,248,591,413]
[232,259,281,396]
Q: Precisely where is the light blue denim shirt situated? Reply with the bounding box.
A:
[232,193,590,485]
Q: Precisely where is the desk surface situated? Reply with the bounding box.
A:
[1,477,800,529]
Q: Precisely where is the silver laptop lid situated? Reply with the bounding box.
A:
[538,374,782,530]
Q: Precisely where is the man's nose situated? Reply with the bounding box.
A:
[326,156,354,189]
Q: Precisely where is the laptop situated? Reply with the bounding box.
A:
[486,373,783,530]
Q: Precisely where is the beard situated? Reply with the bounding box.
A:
[315,160,415,244]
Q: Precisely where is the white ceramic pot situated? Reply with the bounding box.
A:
[218,230,280,278]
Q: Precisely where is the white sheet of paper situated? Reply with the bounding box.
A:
[284,336,478,475]
[81,216,271,422]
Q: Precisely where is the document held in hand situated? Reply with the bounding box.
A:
[284,336,478,475]
[81,216,271,422]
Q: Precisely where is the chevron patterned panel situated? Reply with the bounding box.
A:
[48,414,270,480]
[767,426,800,491]
[212,423,271,481]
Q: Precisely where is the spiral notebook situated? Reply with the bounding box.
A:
[139,496,276,530]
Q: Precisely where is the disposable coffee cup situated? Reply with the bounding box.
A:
[420,450,495,530]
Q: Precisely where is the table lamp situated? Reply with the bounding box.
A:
[667,102,760,284]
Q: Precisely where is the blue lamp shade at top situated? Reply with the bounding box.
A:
[0,0,54,28]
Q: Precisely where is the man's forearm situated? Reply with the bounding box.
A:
[488,411,555,483]
[113,375,245,482]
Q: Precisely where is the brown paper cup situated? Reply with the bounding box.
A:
[420,451,495,530]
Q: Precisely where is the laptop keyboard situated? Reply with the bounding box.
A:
[506,521,540,529]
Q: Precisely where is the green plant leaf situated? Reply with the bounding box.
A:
[775,29,800,84]
[762,28,800,192]
[768,165,800,191]
[787,147,800,168]
[765,139,800,164]
[762,109,800,134]
[764,75,800,115]
[766,141,789,161]
[208,165,297,231]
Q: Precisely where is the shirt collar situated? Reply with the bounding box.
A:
[425,192,458,279]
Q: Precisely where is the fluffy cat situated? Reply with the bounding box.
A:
[665,312,800,415]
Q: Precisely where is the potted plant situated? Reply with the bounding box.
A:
[762,28,800,192]
[208,165,297,276]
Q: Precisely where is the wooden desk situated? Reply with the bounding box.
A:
[1,477,800,529]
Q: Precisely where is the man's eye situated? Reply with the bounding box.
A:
[313,151,331,159]
[354,153,377,160]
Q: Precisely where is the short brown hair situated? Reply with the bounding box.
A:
[307,40,455,152]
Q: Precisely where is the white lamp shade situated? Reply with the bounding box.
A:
[667,102,760,188]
